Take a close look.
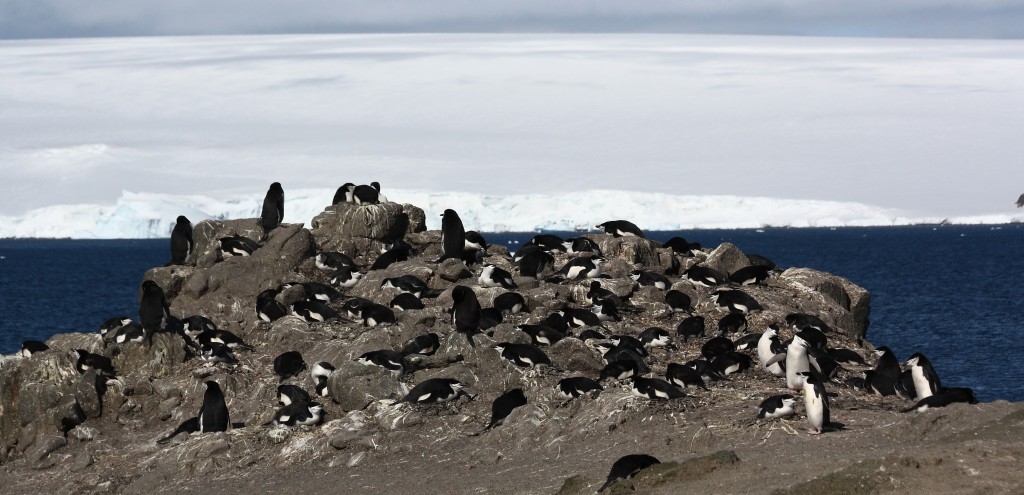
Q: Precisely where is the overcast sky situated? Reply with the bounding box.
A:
[2,0,1024,40]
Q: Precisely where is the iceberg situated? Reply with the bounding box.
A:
[1,189,1021,239]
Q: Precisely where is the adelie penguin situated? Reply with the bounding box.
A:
[219,235,260,257]
[315,251,356,271]
[598,454,661,492]
[169,215,193,265]
[273,402,325,427]
[665,362,708,390]
[729,265,771,286]
[273,351,307,382]
[493,292,526,314]
[638,327,671,348]
[682,265,725,287]
[630,270,670,290]
[478,264,516,289]
[356,350,407,376]
[664,290,692,312]
[332,183,355,204]
[437,208,467,263]
[630,376,685,400]
[451,285,482,347]
[403,378,469,404]
[676,315,706,342]
[596,220,645,238]
[516,324,565,347]
[256,288,288,322]
[19,340,49,357]
[710,289,763,314]
[199,342,238,364]
[311,361,334,397]
[139,280,170,340]
[474,388,527,435]
[292,299,342,323]
[757,394,797,420]
[157,381,231,443]
[330,266,363,288]
[277,384,311,406]
[260,182,284,239]
[391,292,425,311]
[99,316,133,337]
[555,377,603,398]
[552,256,604,281]
[351,182,381,205]
[516,250,554,279]
[494,342,552,368]
[401,333,440,356]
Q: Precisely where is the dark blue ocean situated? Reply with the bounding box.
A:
[2,225,1022,402]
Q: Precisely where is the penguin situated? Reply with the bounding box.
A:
[563,236,601,254]
[402,378,468,404]
[663,236,699,255]
[807,346,841,382]
[478,265,516,289]
[316,251,356,271]
[183,315,217,336]
[157,380,230,444]
[638,327,671,348]
[464,230,488,253]
[360,303,396,327]
[516,324,566,346]
[438,209,467,262]
[827,348,867,367]
[597,454,661,492]
[717,313,747,335]
[596,220,645,238]
[329,266,363,288]
[555,377,603,398]
[592,298,620,322]
[484,307,508,329]
[801,372,830,435]
[684,358,726,382]
[332,183,355,204]
[261,182,284,238]
[292,300,341,323]
[665,362,708,390]
[199,342,238,364]
[99,316,133,337]
[391,292,425,311]
[869,346,901,396]
[311,361,334,397]
[665,290,692,312]
[610,335,647,356]
[585,281,621,304]
[746,253,778,270]
[630,376,685,400]
[493,292,526,314]
[729,265,771,286]
[194,329,251,351]
[19,340,49,357]
[905,352,942,400]
[277,384,311,406]
[682,265,725,287]
[554,256,604,281]
[113,322,146,344]
[451,286,482,347]
[785,334,812,391]
[139,280,170,338]
[757,394,797,420]
[895,370,917,400]
[577,329,607,341]
[599,359,643,381]
[219,235,260,257]
[710,352,752,376]
[630,270,670,289]
[558,308,603,328]
[401,333,440,356]
[273,351,307,382]
[901,387,978,413]
[352,184,379,205]
[733,332,761,352]
[517,250,555,279]
[169,215,193,265]
[274,402,325,426]
[371,242,411,270]
[786,313,832,334]
[701,336,735,360]
[356,350,407,376]
[478,388,527,433]
[527,234,567,252]
[295,281,342,303]
[676,315,706,342]
[598,346,650,376]
[494,342,552,368]
[710,289,763,314]
[381,275,430,297]
[757,326,786,377]
[256,288,288,322]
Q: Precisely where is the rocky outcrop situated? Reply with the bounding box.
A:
[4,197,1005,495]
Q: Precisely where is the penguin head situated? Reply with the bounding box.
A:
[176,215,191,226]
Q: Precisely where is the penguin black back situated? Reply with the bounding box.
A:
[274,351,307,382]
[598,454,661,492]
[169,215,193,265]
[261,182,284,236]
[481,388,527,433]
[198,380,230,433]
[451,285,482,347]
[139,280,169,338]
[440,208,466,261]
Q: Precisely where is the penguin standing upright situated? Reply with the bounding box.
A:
[451,285,482,347]
[905,352,942,400]
[801,372,830,435]
[438,209,466,262]
[139,280,170,340]
[261,182,284,239]
[169,215,193,265]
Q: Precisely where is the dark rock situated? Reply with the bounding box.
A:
[327,360,403,410]
[26,435,67,463]
[703,242,750,278]
[437,258,472,282]
[311,202,423,257]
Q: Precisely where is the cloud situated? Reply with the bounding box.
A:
[2,0,1024,39]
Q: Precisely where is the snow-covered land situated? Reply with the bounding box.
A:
[2,34,1023,235]
[1,189,1020,239]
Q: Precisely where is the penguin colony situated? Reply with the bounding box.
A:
[17,180,980,493]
